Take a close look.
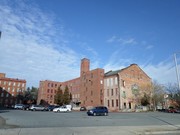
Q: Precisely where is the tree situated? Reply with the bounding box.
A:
[165,83,180,108]
[63,85,71,104]
[151,81,165,110]
[141,93,150,106]
[54,86,63,106]
[23,86,38,104]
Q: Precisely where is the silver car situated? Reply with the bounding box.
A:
[29,105,45,111]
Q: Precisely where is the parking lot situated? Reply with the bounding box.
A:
[0,109,180,128]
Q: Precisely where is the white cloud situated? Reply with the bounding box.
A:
[0,1,80,87]
[103,53,178,85]
[142,61,177,84]
[107,36,137,45]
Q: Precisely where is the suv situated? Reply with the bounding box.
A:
[87,106,108,116]
[29,105,45,111]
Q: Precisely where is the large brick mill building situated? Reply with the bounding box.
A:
[0,73,26,107]
[37,58,151,111]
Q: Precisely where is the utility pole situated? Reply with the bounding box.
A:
[174,52,180,90]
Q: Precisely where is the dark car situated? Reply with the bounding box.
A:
[44,105,60,111]
[87,106,108,116]
[80,106,86,111]
[22,104,30,110]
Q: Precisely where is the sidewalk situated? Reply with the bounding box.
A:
[0,116,6,128]
[0,125,180,135]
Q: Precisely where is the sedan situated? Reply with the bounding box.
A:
[53,106,71,112]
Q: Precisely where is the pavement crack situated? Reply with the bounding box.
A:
[150,115,180,128]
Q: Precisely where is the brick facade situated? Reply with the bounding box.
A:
[104,64,151,111]
[0,73,26,107]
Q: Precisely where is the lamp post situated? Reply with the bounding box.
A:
[174,52,180,90]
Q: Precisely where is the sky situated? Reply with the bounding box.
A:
[0,0,180,88]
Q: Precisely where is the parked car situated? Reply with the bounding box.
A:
[53,106,71,112]
[14,104,24,109]
[168,107,176,113]
[87,106,108,116]
[44,105,60,111]
[22,104,30,110]
[175,109,180,113]
[29,105,45,111]
[80,106,87,111]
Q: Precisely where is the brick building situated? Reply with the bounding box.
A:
[104,64,151,111]
[37,58,104,108]
[0,73,26,107]
[37,59,151,111]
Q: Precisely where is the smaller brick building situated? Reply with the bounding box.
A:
[104,64,151,111]
[0,73,26,107]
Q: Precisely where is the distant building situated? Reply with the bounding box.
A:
[0,73,26,107]
[37,58,151,111]
[104,64,151,111]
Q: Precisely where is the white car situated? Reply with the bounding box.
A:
[53,106,71,112]
[14,104,24,109]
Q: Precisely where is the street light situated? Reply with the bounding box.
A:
[174,52,180,90]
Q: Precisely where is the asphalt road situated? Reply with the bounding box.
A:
[0,109,180,128]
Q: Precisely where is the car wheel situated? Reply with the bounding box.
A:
[93,112,96,116]
[57,110,60,113]
[104,112,108,116]
[33,108,36,111]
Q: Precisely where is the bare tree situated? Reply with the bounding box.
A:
[165,83,180,108]
[151,81,165,110]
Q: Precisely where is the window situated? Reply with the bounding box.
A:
[12,88,15,92]
[51,83,53,87]
[4,81,6,85]
[6,93,9,97]
[112,100,114,107]
[111,89,113,96]
[8,87,10,92]
[115,77,118,85]
[51,89,53,93]
[107,100,110,107]
[116,99,118,107]
[22,83,25,87]
[13,82,16,86]
[122,80,125,87]
[107,79,109,86]
[110,78,113,86]
[9,82,11,86]
[1,93,4,97]
[47,89,50,93]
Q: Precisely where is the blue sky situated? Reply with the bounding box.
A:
[0,0,180,87]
